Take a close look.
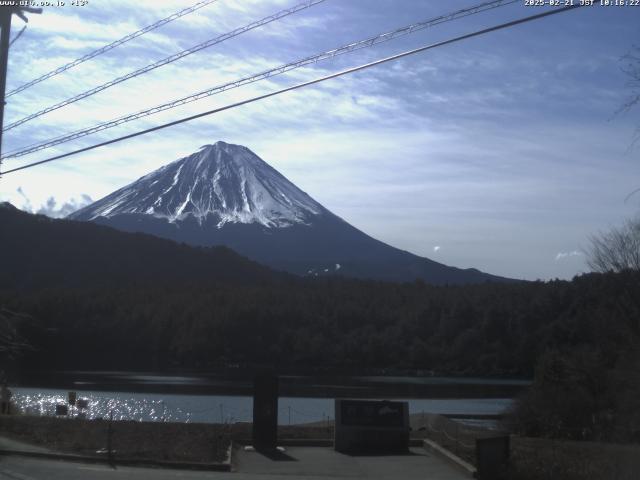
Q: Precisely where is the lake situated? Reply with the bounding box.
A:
[10,371,526,426]
[11,387,512,426]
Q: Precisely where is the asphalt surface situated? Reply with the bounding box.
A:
[234,446,468,479]
[0,436,53,454]
[0,446,469,479]
[0,456,219,480]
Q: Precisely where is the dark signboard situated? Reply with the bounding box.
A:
[55,404,68,416]
[334,399,409,453]
[476,436,510,480]
[340,400,404,427]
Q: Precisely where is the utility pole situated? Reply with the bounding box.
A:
[0,6,13,166]
[0,4,41,173]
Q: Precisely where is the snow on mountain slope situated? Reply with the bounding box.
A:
[70,141,324,228]
[69,140,512,285]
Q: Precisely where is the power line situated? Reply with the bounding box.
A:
[0,4,584,176]
[3,0,327,131]
[2,0,518,161]
[9,24,26,48]
[5,0,220,98]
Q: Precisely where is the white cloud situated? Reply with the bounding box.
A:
[555,251,584,261]
[433,246,441,252]
[35,195,94,218]
[7,187,93,218]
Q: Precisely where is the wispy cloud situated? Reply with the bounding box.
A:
[16,187,32,212]
[555,251,583,261]
[11,188,93,218]
[35,195,93,218]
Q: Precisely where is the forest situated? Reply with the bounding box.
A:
[1,202,639,375]
[1,269,637,377]
[2,203,639,441]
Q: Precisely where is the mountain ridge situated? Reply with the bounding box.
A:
[69,141,513,285]
[0,202,282,290]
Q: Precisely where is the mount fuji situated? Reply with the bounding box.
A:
[69,141,508,284]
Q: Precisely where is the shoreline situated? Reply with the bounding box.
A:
[11,370,529,399]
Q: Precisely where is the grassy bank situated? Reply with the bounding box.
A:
[411,412,504,465]
[0,415,231,463]
[409,413,640,480]
[0,414,340,464]
[509,436,640,480]
[0,412,488,464]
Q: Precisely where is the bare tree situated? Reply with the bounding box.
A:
[619,45,640,148]
[0,308,32,362]
[587,217,640,273]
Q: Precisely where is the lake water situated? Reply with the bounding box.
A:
[11,386,512,426]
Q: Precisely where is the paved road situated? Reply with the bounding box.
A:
[234,446,468,479]
[0,456,219,480]
[0,437,53,454]
[0,446,469,479]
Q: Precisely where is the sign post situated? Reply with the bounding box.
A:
[252,371,279,451]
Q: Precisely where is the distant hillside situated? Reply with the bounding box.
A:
[0,202,283,290]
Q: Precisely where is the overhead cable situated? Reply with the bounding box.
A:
[3,0,327,131]
[2,0,518,160]
[6,0,220,98]
[9,25,27,48]
[1,4,583,176]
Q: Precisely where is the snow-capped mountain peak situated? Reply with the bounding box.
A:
[69,141,509,285]
[70,141,324,228]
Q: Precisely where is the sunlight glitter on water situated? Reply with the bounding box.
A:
[11,387,511,426]
[13,391,195,423]
[11,387,255,423]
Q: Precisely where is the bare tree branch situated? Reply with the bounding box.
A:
[0,308,33,360]
[588,217,640,273]
[616,45,640,152]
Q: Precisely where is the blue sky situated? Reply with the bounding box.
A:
[0,0,638,280]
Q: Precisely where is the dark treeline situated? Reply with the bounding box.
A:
[2,271,638,378]
[1,203,639,378]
